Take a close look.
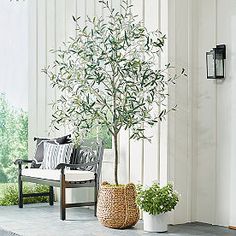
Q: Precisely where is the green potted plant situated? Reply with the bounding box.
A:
[136,183,179,232]
[45,0,184,229]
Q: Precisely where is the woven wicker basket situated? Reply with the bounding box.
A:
[97,182,140,229]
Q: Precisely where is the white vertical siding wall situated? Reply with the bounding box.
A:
[193,0,236,227]
[194,0,217,225]
[167,0,194,225]
[28,0,168,183]
[28,0,236,227]
[169,0,236,227]
[28,0,192,224]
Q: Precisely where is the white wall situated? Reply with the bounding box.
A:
[166,0,196,224]
[28,0,77,157]
[28,0,169,206]
[27,0,236,227]
[228,14,236,229]
[190,0,236,227]
[28,0,169,183]
[27,0,193,225]
[154,0,236,227]
[166,0,236,227]
[193,0,217,225]
[216,0,236,227]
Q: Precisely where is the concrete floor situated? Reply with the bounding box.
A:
[0,204,236,236]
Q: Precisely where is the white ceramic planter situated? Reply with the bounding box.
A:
[143,211,168,232]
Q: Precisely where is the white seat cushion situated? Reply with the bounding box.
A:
[22,169,95,182]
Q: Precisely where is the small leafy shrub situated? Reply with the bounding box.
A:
[0,183,49,206]
[136,183,179,215]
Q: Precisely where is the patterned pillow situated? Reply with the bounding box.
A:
[41,142,74,169]
[33,134,71,164]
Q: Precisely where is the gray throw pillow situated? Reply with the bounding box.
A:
[33,134,71,163]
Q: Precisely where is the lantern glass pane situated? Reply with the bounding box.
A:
[216,59,224,77]
[207,52,215,77]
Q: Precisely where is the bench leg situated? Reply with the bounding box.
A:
[60,175,66,220]
[18,176,23,208]
[49,186,54,206]
[94,179,98,217]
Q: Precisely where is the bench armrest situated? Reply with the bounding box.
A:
[56,160,99,170]
[14,159,36,165]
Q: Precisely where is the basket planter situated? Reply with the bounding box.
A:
[97,182,140,229]
[143,212,168,232]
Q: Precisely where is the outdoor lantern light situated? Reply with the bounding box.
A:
[206,44,226,79]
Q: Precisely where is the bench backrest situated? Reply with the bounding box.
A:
[70,139,104,178]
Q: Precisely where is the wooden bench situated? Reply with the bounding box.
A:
[14,140,104,220]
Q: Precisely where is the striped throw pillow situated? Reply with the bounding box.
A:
[41,142,73,169]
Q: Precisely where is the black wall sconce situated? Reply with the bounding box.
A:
[206,44,226,79]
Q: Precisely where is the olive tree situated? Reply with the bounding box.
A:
[45,0,185,185]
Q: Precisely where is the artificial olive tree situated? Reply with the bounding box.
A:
[45,0,184,185]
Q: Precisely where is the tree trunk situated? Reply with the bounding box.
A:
[114,132,119,185]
